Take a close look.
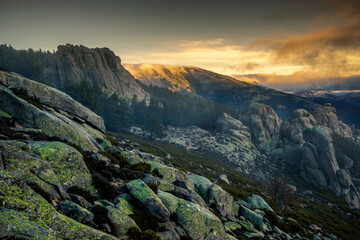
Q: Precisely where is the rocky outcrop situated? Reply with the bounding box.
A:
[0,83,107,152]
[0,71,105,132]
[215,113,251,142]
[249,103,282,146]
[311,105,353,138]
[43,44,148,100]
[161,126,261,173]
[126,179,170,222]
[271,106,360,209]
[158,191,229,240]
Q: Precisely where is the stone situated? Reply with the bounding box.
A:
[0,170,116,239]
[240,205,265,232]
[0,141,70,202]
[0,87,102,151]
[337,169,352,188]
[92,203,139,237]
[218,174,230,184]
[114,197,134,215]
[249,103,281,145]
[206,184,234,218]
[126,179,170,222]
[69,193,91,209]
[189,174,213,200]
[159,192,228,240]
[302,127,342,196]
[28,141,96,194]
[150,162,195,192]
[341,155,354,169]
[0,71,105,132]
[247,194,273,211]
[56,201,94,223]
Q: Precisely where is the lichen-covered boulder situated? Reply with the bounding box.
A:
[126,179,170,222]
[28,141,96,194]
[0,170,117,239]
[0,140,70,202]
[189,174,213,200]
[247,194,273,212]
[92,202,139,237]
[150,162,195,191]
[207,184,234,218]
[240,205,265,232]
[0,71,105,132]
[0,87,101,151]
[114,197,134,215]
[158,191,228,240]
[56,201,94,223]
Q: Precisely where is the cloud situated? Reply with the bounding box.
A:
[122,0,360,92]
[122,39,273,76]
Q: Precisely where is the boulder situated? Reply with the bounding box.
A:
[249,103,281,145]
[28,141,96,193]
[0,71,105,132]
[56,201,94,223]
[0,87,102,151]
[91,202,139,237]
[69,193,91,209]
[114,197,134,215]
[150,161,195,191]
[158,191,228,240]
[240,205,266,232]
[0,141,70,202]
[247,194,273,211]
[341,155,354,169]
[311,105,353,138]
[302,127,341,195]
[126,179,170,222]
[0,170,116,239]
[207,184,234,218]
[189,174,212,200]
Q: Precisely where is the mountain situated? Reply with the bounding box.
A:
[1,71,359,240]
[125,64,360,128]
[124,64,320,120]
[294,90,360,108]
[0,44,148,100]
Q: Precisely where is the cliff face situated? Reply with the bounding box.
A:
[43,44,148,99]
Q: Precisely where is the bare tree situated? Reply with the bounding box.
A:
[269,176,295,205]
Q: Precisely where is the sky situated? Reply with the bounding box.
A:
[1,0,359,91]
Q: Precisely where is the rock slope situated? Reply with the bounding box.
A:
[0,72,343,240]
[43,44,148,99]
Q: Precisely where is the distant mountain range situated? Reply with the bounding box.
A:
[124,63,360,127]
[293,90,360,108]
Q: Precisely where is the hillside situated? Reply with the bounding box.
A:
[125,64,320,120]
[1,71,360,240]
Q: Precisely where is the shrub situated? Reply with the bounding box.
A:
[106,136,119,146]
[103,151,130,166]
[129,162,152,173]
[128,227,161,240]
[10,87,43,110]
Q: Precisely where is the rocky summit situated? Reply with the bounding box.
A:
[44,44,148,100]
